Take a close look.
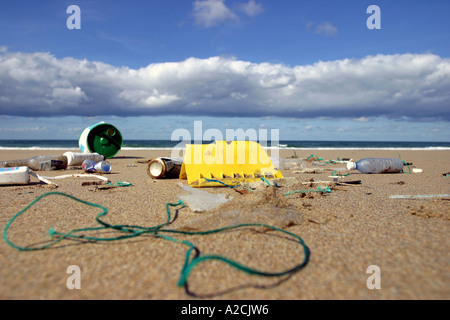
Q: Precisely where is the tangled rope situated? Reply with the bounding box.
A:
[3,191,310,289]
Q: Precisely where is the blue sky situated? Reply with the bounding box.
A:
[0,0,449,141]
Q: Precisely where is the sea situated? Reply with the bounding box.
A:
[0,140,449,151]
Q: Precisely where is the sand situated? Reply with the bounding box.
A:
[0,148,449,300]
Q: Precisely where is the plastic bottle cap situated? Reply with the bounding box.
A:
[347,162,357,171]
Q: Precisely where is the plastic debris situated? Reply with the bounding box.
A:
[34,173,110,188]
[292,168,335,174]
[0,167,31,185]
[172,206,303,231]
[389,194,450,199]
[177,183,233,212]
[82,160,112,173]
[179,141,283,187]
[347,158,405,174]
[277,158,305,170]
[0,155,68,171]
[64,152,105,166]
[79,122,123,158]
[284,187,332,197]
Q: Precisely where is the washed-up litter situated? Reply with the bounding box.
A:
[324,158,352,164]
[79,122,123,158]
[177,183,232,212]
[82,160,112,174]
[292,168,336,174]
[95,181,133,190]
[37,173,110,188]
[3,191,310,292]
[347,157,408,174]
[284,187,332,197]
[0,165,113,187]
[0,166,61,186]
[306,154,323,163]
[276,157,305,170]
[147,157,182,179]
[179,141,283,187]
[64,152,105,166]
[1,152,108,172]
[300,180,334,186]
[171,185,304,231]
[173,206,303,231]
[0,155,68,171]
[335,180,362,186]
[0,167,32,185]
[390,194,450,199]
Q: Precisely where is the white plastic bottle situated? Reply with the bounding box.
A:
[0,167,30,185]
[346,158,404,174]
[63,152,105,166]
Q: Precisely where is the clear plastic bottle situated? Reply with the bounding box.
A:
[346,158,404,174]
[0,155,68,171]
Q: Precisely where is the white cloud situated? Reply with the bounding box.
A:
[314,21,338,37]
[0,51,449,121]
[236,0,264,17]
[51,86,89,106]
[193,0,238,27]
[192,0,263,27]
[353,117,370,122]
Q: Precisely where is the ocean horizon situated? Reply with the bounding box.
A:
[0,139,449,151]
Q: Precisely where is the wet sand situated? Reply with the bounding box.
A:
[1,148,449,300]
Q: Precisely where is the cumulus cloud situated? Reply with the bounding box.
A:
[192,0,263,27]
[236,0,264,17]
[0,50,449,121]
[193,0,238,27]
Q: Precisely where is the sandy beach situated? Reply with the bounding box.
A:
[0,148,449,300]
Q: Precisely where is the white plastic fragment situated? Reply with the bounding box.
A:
[389,194,450,199]
[177,183,232,213]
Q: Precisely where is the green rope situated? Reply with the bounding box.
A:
[3,192,310,289]
[306,154,323,163]
[107,181,133,187]
[402,161,412,174]
[260,176,271,187]
[203,178,240,188]
[398,154,411,174]
[331,170,351,177]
